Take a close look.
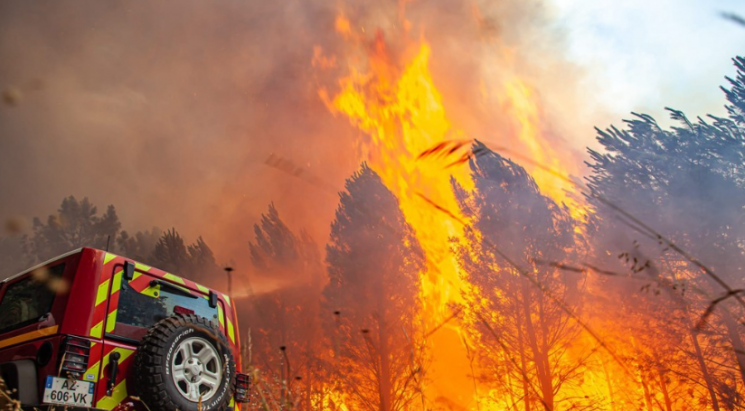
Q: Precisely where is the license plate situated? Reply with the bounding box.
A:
[43,376,94,407]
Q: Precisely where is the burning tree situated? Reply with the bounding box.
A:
[324,164,427,411]
[584,56,745,409]
[453,143,585,411]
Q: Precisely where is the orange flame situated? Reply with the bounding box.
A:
[323,37,470,319]
[319,14,593,409]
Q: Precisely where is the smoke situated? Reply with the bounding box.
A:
[0,0,590,282]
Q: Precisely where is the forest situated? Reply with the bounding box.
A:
[2,56,745,411]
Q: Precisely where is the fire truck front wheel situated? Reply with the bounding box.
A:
[133,314,236,411]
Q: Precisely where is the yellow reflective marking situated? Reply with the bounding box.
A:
[132,271,141,282]
[103,253,117,265]
[110,271,123,295]
[101,347,135,371]
[163,273,186,285]
[223,295,231,306]
[90,321,103,338]
[227,319,235,344]
[196,283,209,294]
[135,262,151,271]
[83,342,100,382]
[95,279,110,306]
[96,379,128,410]
[105,309,117,333]
[0,326,58,350]
[217,304,225,328]
[85,361,100,382]
[140,283,160,298]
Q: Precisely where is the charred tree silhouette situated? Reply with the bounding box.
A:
[249,202,300,272]
[324,164,426,411]
[149,228,221,285]
[245,203,325,410]
[453,143,583,411]
[117,227,162,263]
[29,196,121,261]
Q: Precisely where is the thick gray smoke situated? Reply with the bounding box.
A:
[0,0,583,282]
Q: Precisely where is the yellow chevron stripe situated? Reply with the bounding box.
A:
[218,304,225,328]
[110,270,123,295]
[195,283,209,294]
[135,262,151,271]
[90,321,103,338]
[103,253,117,265]
[101,347,135,372]
[84,343,100,382]
[96,379,128,410]
[227,318,235,344]
[163,273,186,285]
[0,326,58,349]
[105,309,118,333]
[95,279,110,306]
[223,295,232,306]
[85,360,99,382]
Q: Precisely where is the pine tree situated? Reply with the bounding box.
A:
[246,203,325,410]
[585,56,745,407]
[249,202,299,273]
[29,196,121,261]
[324,164,425,411]
[150,228,191,274]
[149,228,220,284]
[454,143,581,411]
[117,227,162,262]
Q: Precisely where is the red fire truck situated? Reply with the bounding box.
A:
[0,247,250,410]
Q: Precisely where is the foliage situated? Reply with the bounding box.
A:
[117,227,162,263]
[28,196,121,261]
[584,56,745,410]
[323,163,426,411]
[245,203,326,411]
[149,228,221,285]
[454,143,584,410]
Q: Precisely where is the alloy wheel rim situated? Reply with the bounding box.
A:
[171,336,222,402]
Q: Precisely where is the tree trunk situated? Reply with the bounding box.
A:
[515,299,532,411]
[691,329,721,411]
[640,370,654,411]
[522,280,553,411]
[656,367,673,411]
[305,353,312,411]
[664,255,721,410]
[505,364,517,411]
[601,358,616,411]
[377,297,392,411]
[722,309,745,387]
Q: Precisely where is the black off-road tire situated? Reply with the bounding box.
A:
[133,314,236,411]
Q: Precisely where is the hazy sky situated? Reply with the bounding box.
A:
[551,0,745,127]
